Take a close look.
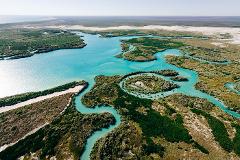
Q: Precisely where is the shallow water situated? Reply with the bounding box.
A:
[0,32,239,159]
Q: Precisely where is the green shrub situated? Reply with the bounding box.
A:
[113,88,192,143]
[233,124,240,156]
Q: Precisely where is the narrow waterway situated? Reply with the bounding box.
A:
[74,84,121,160]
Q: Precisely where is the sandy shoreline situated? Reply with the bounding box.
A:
[0,85,84,152]
[0,85,84,114]
[43,25,240,44]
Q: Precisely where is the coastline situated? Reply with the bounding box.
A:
[0,82,88,153]
[0,43,87,60]
[0,85,85,113]
[42,25,240,44]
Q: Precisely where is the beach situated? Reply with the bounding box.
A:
[0,85,84,113]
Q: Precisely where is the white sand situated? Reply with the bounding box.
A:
[0,85,84,114]
[44,25,240,44]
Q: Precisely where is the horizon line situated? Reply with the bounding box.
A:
[1,14,240,17]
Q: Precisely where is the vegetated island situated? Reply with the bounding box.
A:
[115,37,185,62]
[0,29,86,60]
[123,73,179,94]
[170,76,189,82]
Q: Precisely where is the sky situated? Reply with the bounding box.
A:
[0,0,240,16]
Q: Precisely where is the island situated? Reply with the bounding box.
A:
[116,37,184,62]
[122,73,179,94]
[170,76,189,82]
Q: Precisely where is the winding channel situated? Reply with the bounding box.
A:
[183,52,231,65]
[77,34,240,159]
[75,85,121,160]
[0,32,239,159]
[118,50,240,120]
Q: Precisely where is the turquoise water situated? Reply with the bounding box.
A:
[0,32,239,159]
[225,82,240,95]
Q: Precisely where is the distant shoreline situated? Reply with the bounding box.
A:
[44,25,240,44]
[0,15,56,25]
[2,16,240,28]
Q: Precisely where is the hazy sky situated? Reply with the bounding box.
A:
[1,0,240,16]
